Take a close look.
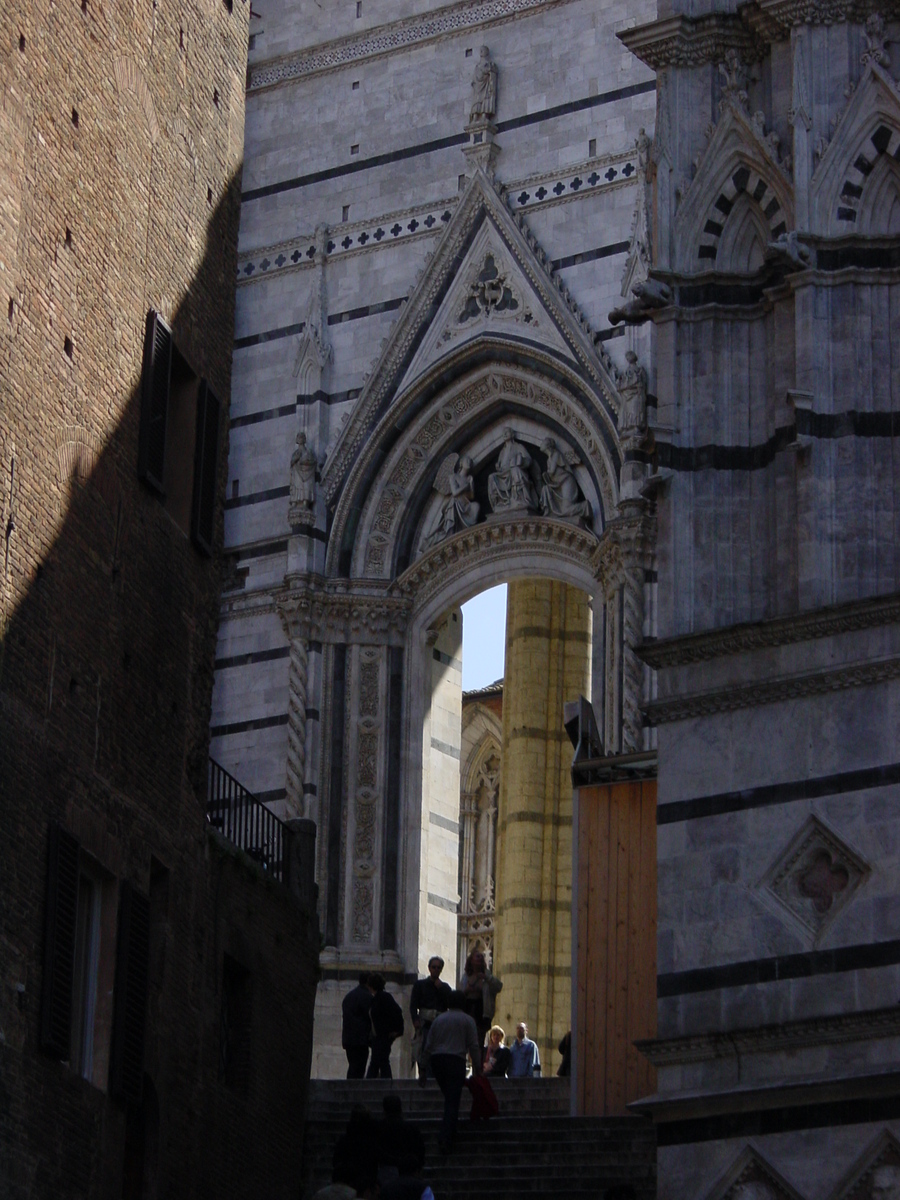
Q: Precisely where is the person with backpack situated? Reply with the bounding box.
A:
[367,973,405,1079]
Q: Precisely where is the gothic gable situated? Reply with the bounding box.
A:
[320,167,619,507]
[674,104,793,274]
[812,62,900,235]
[703,1145,807,1200]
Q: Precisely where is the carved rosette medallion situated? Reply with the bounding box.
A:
[759,815,869,943]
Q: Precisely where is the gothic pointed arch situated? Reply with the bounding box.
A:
[320,166,625,539]
[674,105,793,273]
[812,62,900,234]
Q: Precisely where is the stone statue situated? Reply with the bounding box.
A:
[635,127,652,173]
[487,428,538,514]
[421,453,481,550]
[539,438,591,528]
[469,46,497,124]
[289,431,317,524]
[619,350,647,432]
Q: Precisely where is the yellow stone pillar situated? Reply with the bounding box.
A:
[493,579,591,1073]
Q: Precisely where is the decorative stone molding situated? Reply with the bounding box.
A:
[618,14,767,70]
[277,579,411,645]
[394,516,600,612]
[351,646,382,943]
[637,1005,900,1067]
[744,0,900,43]
[645,653,900,725]
[236,150,639,285]
[638,592,900,669]
[248,0,580,92]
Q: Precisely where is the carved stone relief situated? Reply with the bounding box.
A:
[363,368,609,573]
[352,647,382,941]
[759,815,870,943]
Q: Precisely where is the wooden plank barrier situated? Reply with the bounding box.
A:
[572,778,657,1116]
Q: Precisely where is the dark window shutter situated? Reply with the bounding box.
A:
[138,311,172,494]
[110,881,150,1105]
[40,822,80,1059]
[191,379,220,556]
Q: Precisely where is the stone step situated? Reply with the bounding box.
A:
[302,1079,656,1200]
[306,1077,572,1117]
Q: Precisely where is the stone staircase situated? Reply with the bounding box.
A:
[301,1078,656,1200]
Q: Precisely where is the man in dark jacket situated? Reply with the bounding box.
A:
[341,972,373,1079]
[367,973,404,1079]
[409,955,452,1084]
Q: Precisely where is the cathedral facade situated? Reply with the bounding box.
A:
[214,0,900,1194]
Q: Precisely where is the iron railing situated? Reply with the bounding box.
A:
[207,758,287,883]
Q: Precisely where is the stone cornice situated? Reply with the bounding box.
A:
[638,592,900,669]
[619,2,900,67]
[276,578,411,645]
[645,653,900,724]
[744,0,900,42]
[248,0,574,93]
[636,1005,900,1066]
[618,13,767,70]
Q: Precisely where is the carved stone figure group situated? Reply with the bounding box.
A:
[422,428,592,552]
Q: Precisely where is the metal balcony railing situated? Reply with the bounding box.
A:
[207,758,287,883]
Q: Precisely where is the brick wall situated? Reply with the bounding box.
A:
[0,2,319,1197]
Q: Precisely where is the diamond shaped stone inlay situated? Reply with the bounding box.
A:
[760,815,869,940]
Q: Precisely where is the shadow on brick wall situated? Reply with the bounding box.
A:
[0,165,319,1200]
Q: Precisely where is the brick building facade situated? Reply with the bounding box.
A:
[0,3,318,1197]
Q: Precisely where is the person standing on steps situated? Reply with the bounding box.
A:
[341,972,373,1079]
[367,973,405,1079]
[482,1025,512,1078]
[423,989,482,1154]
[410,955,452,1085]
[508,1021,541,1078]
[459,949,502,1046]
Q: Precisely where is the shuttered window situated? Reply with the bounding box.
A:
[110,881,150,1105]
[40,822,80,1059]
[138,311,173,495]
[191,380,220,556]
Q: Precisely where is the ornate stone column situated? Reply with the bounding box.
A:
[278,601,311,820]
[596,503,655,755]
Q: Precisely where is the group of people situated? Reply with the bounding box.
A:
[341,952,547,1155]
